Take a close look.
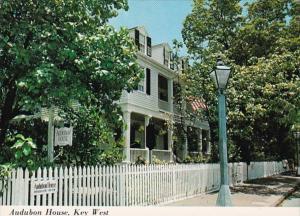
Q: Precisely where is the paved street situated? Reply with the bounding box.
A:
[164,174,300,207]
[280,188,300,207]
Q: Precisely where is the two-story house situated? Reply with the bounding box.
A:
[118,26,210,163]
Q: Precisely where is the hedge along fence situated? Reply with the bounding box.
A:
[0,161,286,206]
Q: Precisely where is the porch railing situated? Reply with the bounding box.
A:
[151,149,172,162]
[130,148,149,163]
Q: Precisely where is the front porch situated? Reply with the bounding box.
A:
[173,123,211,162]
[123,112,173,163]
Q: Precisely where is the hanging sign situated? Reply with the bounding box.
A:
[55,127,73,146]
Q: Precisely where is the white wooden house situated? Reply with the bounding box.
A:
[118,26,210,163]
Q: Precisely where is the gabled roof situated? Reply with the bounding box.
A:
[152,42,171,50]
[129,26,149,36]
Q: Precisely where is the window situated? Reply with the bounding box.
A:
[138,82,144,92]
[147,37,152,57]
[139,33,145,53]
[134,29,145,53]
[137,68,145,92]
[170,52,175,70]
[158,74,168,102]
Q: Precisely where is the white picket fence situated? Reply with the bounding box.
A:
[0,161,286,206]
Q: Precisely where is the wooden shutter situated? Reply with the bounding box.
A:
[146,68,151,95]
[135,29,140,50]
[146,36,152,56]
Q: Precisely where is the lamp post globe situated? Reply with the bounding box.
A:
[210,58,232,206]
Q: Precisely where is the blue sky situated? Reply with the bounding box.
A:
[110,0,251,55]
[110,0,193,55]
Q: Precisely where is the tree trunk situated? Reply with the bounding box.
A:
[0,87,17,146]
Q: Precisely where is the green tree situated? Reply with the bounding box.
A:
[182,0,300,162]
[0,0,142,152]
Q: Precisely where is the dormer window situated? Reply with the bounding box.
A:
[181,59,189,71]
[146,37,151,57]
[134,28,152,56]
[139,33,145,53]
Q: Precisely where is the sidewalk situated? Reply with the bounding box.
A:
[164,173,300,207]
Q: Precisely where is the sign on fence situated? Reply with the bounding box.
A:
[55,127,73,146]
[32,180,57,195]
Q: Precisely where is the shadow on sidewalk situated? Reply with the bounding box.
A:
[230,174,300,197]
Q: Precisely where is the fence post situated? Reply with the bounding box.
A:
[11,169,16,205]
[24,168,29,205]
[119,165,125,206]
[73,166,78,206]
[53,167,58,206]
[69,166,73,206]
[48,167,53,206]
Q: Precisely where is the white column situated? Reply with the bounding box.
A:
[168,128,173,162]
[168,79,174,162]
[183,125,188,159]
[144,115,151,163]
[198,128,203,155]
[123,111,131,163]
[168,79,173,112]
[207,130,211,155]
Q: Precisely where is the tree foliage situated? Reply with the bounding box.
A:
[0,0,142,165]
[182,0,300,162]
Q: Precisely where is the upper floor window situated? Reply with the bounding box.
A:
[137,67,145,92]
[139,33,145,54]
[138,81,144,92]
[158,74,168,102]
[181,59,189,71]
[146,37,152,57]
[134,28,151,56]
[170,53,175,70]
[136,68,151,94]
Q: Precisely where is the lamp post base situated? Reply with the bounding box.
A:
[216,185,233,206]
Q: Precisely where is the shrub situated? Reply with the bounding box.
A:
[135,156,147,165]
